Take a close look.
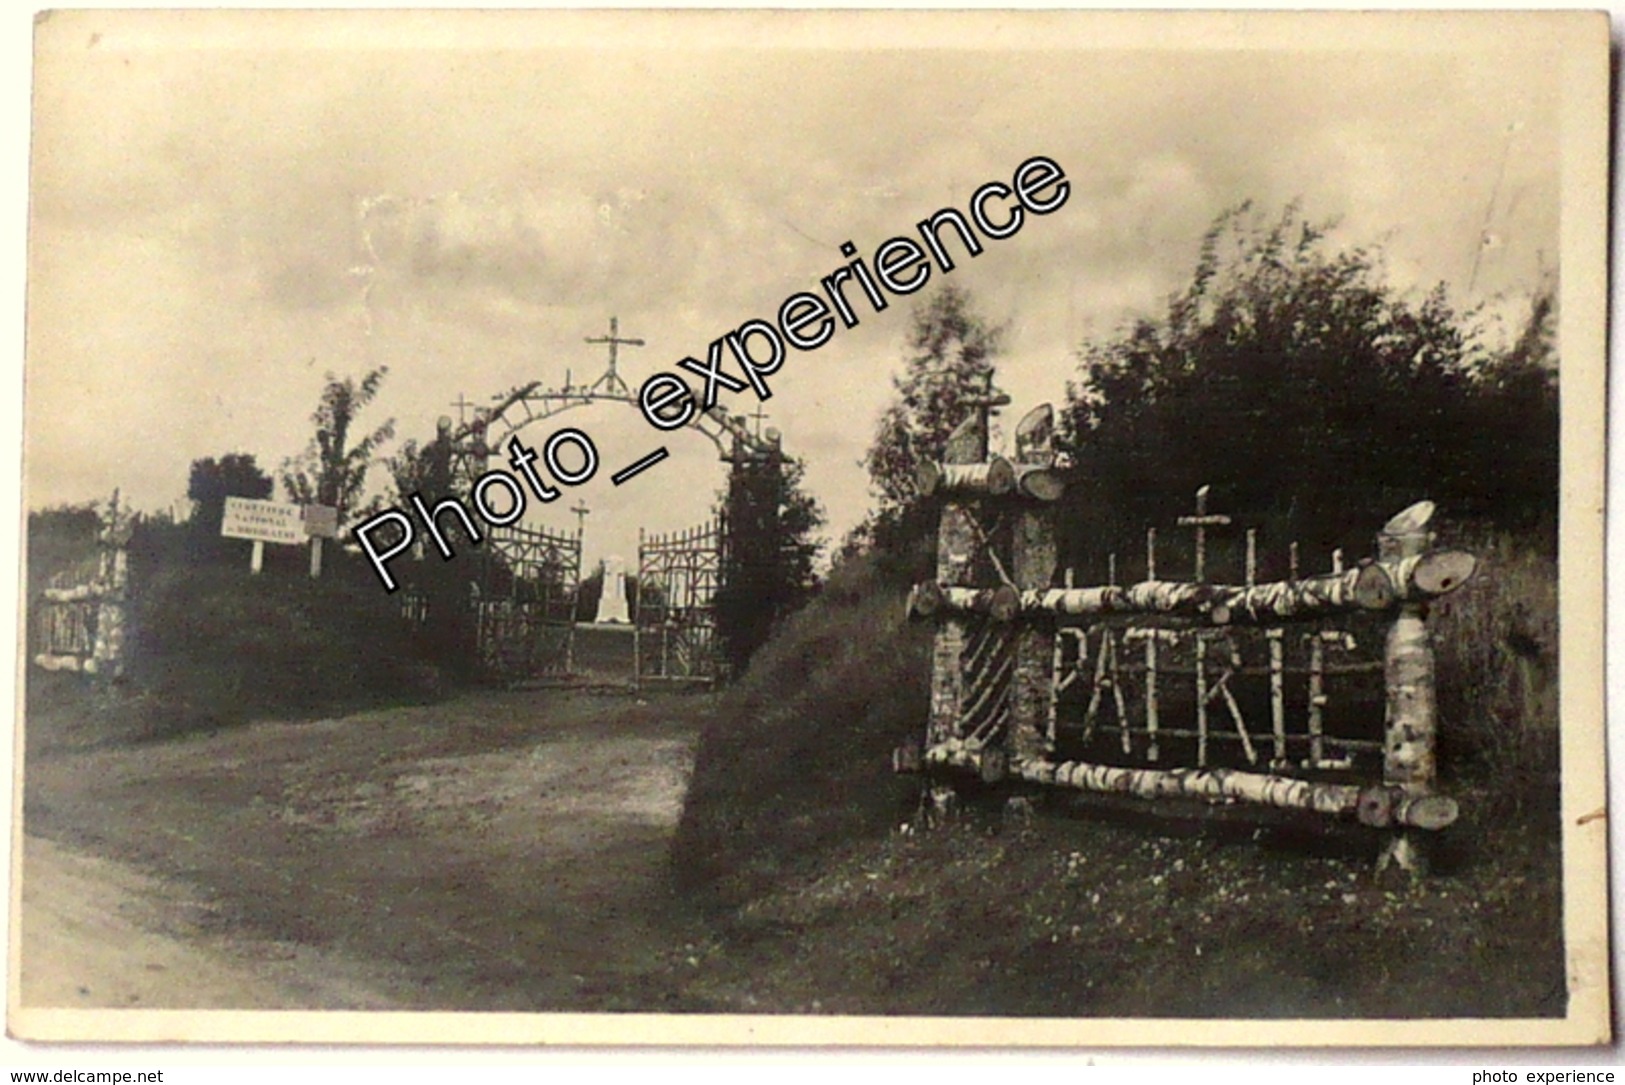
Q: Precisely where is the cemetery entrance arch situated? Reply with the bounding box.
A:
[441,318,779,686]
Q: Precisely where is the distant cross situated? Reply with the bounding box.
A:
[450,393,476,426]
[584,316,645,395]
[748,403,771,439]
[570,501,590,538]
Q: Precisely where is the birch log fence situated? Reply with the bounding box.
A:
[32,491,133,678]
[893,402,1477,878]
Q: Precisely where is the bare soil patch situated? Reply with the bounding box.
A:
[21,689,705,1012]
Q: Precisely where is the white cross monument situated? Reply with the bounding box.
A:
[594,556,631,624]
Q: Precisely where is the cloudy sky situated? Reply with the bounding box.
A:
[25,10,1570,569]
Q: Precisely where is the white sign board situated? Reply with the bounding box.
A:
[221,497,304,545]
[303,504,340,539]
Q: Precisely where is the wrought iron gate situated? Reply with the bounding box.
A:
[635,518,724,687]
[474,522,580,683]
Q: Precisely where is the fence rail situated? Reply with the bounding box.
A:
[895,400,1475,879]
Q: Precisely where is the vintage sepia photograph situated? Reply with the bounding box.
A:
[7,9,1610,1047]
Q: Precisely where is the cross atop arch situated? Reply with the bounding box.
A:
[583,316,645,396]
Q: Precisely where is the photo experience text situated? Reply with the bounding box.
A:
[353,154,1071,592]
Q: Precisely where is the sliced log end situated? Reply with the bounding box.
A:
[989,584,1021,622]
[892,739,924,775]
[1207,603,1232,626]
[986,456,1018,495]
[1395,794,1459,831]
[1413,550,1478,596]
[915,461,943,498]
[1353,562,1397,610]
[1381,500,1436,538]
[908,581,945,620]
[1014,403,1055,464]
[979,746,1009,785]
[1357,786,1395,827]
[1016,466,1067,502]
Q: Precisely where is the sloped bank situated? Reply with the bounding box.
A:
[670,556,930,909]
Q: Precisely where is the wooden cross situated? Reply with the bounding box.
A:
[961,368,1011,417]
[570,501,590,537]
[584,316,645,395]
[748,403,771,439]
[450,393,476,426]
[959,368,1012,461]
[1176,485,1232,582]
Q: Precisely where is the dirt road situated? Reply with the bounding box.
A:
[19,690,707,1012]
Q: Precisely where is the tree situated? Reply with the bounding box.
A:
[186,453,274,560]
[853,284,1005,581]
[1461,284,1560,545]
[281,367,396,526]
[864,283,1007,514]
[713,444,825,677]
[27,502,104,596]
[1058,202,1552,571]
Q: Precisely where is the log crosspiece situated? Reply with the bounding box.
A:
[915,742,1458,831]
[915,558,1471,625]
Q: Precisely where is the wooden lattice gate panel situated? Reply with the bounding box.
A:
[475,522,580,683]
[956,615,1016,746]
[636,519,723,688]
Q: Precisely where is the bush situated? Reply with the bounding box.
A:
[671,555,931,908]
[25,541,446,755]
[129,555,440,709]
[1431,530,1559,819]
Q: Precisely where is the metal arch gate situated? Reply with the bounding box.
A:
[635,518,724,688]
[474,522,581,683]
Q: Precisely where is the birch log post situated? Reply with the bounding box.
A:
[925,411,988,750]
[1008,405,1061,763]
[1145,528,1160,760]
[88,494,131,678]
[1376,501,1442,879]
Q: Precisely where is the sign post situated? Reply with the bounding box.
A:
[222,497,304,576]
[221,498,342,579]
[303,505,340,579]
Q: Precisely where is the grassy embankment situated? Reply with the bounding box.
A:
[670,531,1565,1017]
